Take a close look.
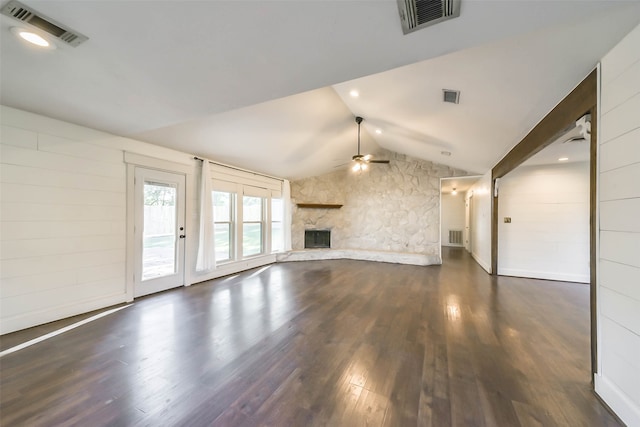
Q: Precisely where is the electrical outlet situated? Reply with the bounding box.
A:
[504,217,512,223]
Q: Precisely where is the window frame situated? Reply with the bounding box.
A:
[241,194,265,258]
[208,175,284,266]
[212,190,235,263]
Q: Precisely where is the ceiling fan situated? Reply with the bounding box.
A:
[351,116,389,172]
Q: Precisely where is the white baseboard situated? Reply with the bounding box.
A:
[277,249,441,266]
[595,373,640,427]
[1,292,127,335]
[471,252,491,274]
[191,254,277,284]
[498,268,589,283]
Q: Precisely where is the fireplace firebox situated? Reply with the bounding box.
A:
[305,229,331,249]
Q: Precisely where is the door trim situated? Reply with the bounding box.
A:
[132,167,186,298]
[489,69,598,377]
[126,162,191,301]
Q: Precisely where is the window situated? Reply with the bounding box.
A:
[213,191,233,262]
[142,181,177,280]
[271,198,283,252]
[242,196,263,257]
[209,172,284,265]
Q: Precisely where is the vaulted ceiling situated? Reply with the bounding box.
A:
[2,1,639,179]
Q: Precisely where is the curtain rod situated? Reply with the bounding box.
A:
[193,156,284,182]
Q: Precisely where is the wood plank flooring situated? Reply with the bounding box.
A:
[0,248,622,426]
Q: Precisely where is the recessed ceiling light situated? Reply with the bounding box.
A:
[441,151,452,156]
[558,157,569,162]
[349,90,359,98]
[375,129,382,135]
[10,27,55,49]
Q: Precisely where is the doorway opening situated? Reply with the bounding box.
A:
[440,176,480,261]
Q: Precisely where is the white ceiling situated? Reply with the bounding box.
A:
[521,118,591,167]
[2,1,639,180]
[441,176,481,194]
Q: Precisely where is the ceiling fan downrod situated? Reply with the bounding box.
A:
[354,116,364,160]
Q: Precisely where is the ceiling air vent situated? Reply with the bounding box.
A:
[443,89,460,104]
[397,0,461,35]
[1,0,88,47]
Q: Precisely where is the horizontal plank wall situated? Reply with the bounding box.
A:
[0,106,281,334]
[595,23,640,427]
[1,113,128,333]
[498,162,590,283]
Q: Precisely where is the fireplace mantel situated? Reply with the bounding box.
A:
[296,203,342,209]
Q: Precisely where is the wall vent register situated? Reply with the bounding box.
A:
[449,230,463,244]
[397,0,461,35]
[443,89,460,104]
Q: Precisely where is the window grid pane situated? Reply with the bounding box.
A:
[243,196,262,221]
[142,182,177,280]
[243,196,263,257]
[243,223,262,256]
[214,222,231,261]
[213,191,234,262]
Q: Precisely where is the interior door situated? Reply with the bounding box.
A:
[134,168,186,297]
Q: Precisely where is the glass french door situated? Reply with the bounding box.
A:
[134,168,186,297]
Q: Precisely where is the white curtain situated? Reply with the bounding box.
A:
[282,179,293,251]
[196,160,216,271]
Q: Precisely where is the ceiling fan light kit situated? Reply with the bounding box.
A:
[350,116,390,173]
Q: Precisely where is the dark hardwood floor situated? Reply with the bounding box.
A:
[0,248,621,426]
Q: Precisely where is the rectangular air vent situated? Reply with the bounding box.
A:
[449,230,463,245]
[397,0,461,35]
[443,89,460,104]
[1,0,88,47]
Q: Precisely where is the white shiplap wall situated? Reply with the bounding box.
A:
[1,113,128,333]
[1,106,281,335]
[498,162,590,283]
[596,23,640,426]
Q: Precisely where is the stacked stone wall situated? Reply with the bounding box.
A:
[291,150,468,256]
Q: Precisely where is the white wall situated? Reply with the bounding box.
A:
[498,162,590,283]
[466,171,492,273]
[0,106,278,334]
[441,192,465,247]
[595,23,640,427]
[1,110,128,334]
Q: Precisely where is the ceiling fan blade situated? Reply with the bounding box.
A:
[369,160,390,164]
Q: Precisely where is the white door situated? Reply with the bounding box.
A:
[134,168,186,297]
